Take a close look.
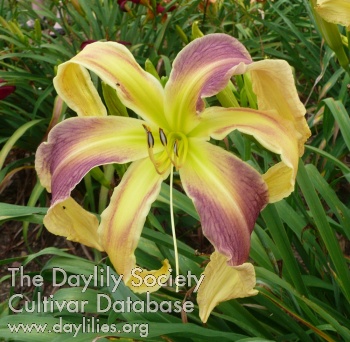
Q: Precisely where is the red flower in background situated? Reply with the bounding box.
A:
[117,0,150,11]
[117,0,176,17]
[0,79,16,100]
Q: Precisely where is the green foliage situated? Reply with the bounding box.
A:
[1,0,350,341]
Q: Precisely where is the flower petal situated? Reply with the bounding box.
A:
[164,34,252,133]
[243,60,310,155]
[54,63,107,117]
[35,116,158,204]
[180,140,268,266]
[43,197,103,251]
[190,107,300,202]
[316,0,350,27]
[190,58,311,202]
[98,158,171,293]
[197,251,258,323]
[54,41,167,127]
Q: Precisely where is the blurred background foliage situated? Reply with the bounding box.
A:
[0,0,350,341]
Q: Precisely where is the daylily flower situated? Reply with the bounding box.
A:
[0,79,16,100]
[315,0,350,28]
[35,34,310,320]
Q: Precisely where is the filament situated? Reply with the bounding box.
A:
[143,124,181,291]
[143,124,168,175]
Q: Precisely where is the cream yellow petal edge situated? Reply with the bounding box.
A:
[262,162,295,203]
[43,197,104,251]
[247,60,311,153]
[235,59,311,201]
[197,251,258,323]
[54,63,107,117]
[126,259,171,294]
[55,41,168,127]
[316,0,350,27]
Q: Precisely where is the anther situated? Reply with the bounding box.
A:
[142,124,154,148]
[173,140,179,157]
[142,124,169,175]
[159,128,167,146]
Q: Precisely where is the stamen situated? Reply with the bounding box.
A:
[142,124,168,175]
[142,125,187,174]
[174,134,188,169]
[142,124,154,148]
[148,149,168,175]
[173,139,179,157]
[142,126,181,292]
[159,129,178,168]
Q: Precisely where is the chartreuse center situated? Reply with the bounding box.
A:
[143,124,189,174]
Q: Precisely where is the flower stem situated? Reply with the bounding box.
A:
[170,166,179,292]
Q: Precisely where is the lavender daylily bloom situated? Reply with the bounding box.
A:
[35,34,310,321]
